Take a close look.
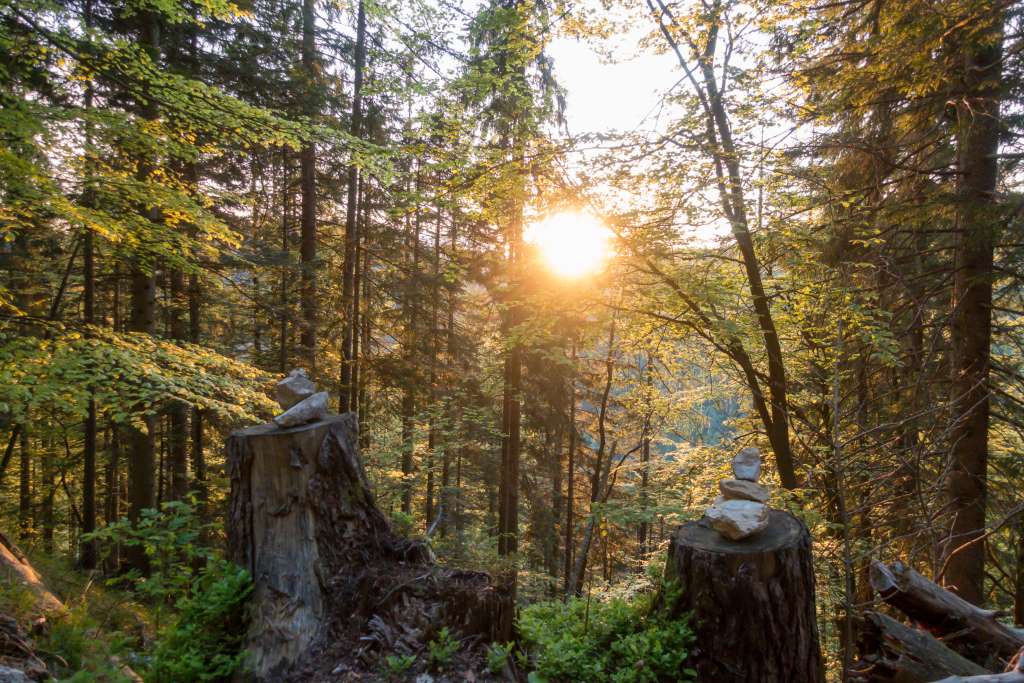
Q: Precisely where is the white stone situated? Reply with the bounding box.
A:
[719,478,770,503]
[275,368,317,410]
[705,499,769,540]
[0,667,31,683]
[273,391,329,428]
[731,447,762,482]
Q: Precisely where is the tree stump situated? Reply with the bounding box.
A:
[227,415,374,678]
[227,413,512,680]
[663,509,824,683]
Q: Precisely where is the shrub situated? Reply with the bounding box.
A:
[487,641,513,674]
[147,559,252,682]
[518,582,695,683]
[427,626,459,671]
[85,500,253,682]
[383,653,416,677]
[389,510,415,537]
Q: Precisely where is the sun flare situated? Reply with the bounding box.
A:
[526,211,612,279]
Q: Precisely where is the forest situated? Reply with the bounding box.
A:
[1,0,1023,680]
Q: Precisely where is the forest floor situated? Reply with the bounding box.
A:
[285,556,512,682]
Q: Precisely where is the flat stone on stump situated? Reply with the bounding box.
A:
[273,391,329,429]
[719,478,770,503]
[704,499,769,540]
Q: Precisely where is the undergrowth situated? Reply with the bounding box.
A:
[86,500,252,682]
[518,576,695,683]
[1,500,252,682]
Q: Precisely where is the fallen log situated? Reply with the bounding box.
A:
[870,560,1024,667]
[933,647,1024,682]
[849,611,989,682]
[932,675,1024,683]
[0,532,63,616]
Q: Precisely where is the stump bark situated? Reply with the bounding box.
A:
[227,414,511,681]
[663,509,824,683]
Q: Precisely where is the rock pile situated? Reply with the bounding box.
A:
[704,447,771,541]
[273,368,330,428]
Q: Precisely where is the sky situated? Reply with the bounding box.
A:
[545,22,678,138]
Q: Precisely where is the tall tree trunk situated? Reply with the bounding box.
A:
[188,265,206,497]
[350,177,364,413]
[944,13,1002,606]
[358,185,372,449]
[125,9,161,572]
[128,256,157,560]
[79,0,99,570]
[441,210,457,538]
[1014,519,1024,627]
[279,148,291,373]
[18,426,31,540]
[551,424,563,582]
[563,339,576,596]
[103,424,121,570]
[425,203,441,530]
[638,413,647,569]
[568,320,616,596]
[167,270,189,501]
[299,0,318,375]
[339,0,367,412]
[498,197,523,560]
[41,438,54,554]
[399,175,421,517]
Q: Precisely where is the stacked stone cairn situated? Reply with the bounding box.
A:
[273,368,330,428]
[703,447,771,541]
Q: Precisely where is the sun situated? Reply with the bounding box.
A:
[525,211,612,279]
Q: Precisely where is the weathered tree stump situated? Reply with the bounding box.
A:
[227,414,511,681]
[663,509,824,683]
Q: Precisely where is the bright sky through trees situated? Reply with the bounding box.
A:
[526,211,613,278]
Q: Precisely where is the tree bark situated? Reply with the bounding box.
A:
[563,339,576,596]
[125,8,160,573]
[80,0,98,567]
[167,269,189,502]
[187,269,206,502]
[127,263,156,571]
[662,510,824,682]
[299,0,318,374]
[497,168,524,564]
[944,9,1002,607]
[339,0,367,412]
[18,426,30,540]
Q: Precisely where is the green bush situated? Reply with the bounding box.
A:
[427,626,459,671]
[148,559,252,682]
[85,500,253,682]
[383,653,416,677]
[486,641,513,674]
[389,510,415,537]
[518,582,695,683]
